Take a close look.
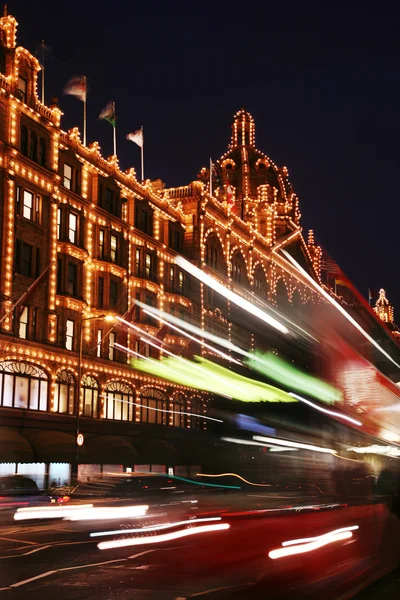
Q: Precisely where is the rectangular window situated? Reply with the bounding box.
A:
[38,138,46,167]
[19,306,28,339]
[99,230,105,259]
[67,262,77,296]
[23,190,33,220]
[104,188,113,213]
[110,235,117,263]
[20,242,32,277]
[63,164,72,189]
[109,332,115,361]
[178,270,184,292]
[169,266,175,290]
[65,319,74,351]
[98,277,104,308]
[35,247,41,278]
[140,210,148,233]
[135,248,141,276]
[110,280,118,308]
[68,213,78,244]
[18,76,27,102]
[97,329,102,358]
[57,207,62,239]
[135,292,141,321]
[145,253,151,279]
[56,258,62,292]
[174,230,182,252]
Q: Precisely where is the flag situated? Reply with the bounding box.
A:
[211,160,221,186]
[127,129,143,148]
[226,182,235,205]
[99,101,116,127]
[63,76,86,102]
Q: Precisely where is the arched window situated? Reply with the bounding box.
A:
[82,374,99,418]
[140,387,167,425]
[189,395,204,430]
[20,125,28,156]
[104,380,134,421]
[276,279,289,309]
[231,251,248,286]
[170,392,186,428]
[205,234,226,274]
[38,138,46,167]
[0,361,48,411]
[254,265,269,298]
[29,131,37,162]
[53,369,75,414]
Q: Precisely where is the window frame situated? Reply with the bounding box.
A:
[65,319,75,351]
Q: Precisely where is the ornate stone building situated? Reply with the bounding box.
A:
[0,13,209,486]
[374,289,400,340]
[5,12,399,487]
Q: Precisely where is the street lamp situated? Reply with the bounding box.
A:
[74,313,116,477]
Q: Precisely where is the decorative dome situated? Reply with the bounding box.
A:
[212,109,293,203]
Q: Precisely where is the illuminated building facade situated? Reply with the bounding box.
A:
[0,13,209,486]
[4,12,399,488]
[166,109,321,355]
[374,289,400,339]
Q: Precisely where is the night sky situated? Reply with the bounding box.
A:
[9,1,400,308]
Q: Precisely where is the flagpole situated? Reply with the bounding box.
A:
[141,126,144,181]
[0,261,54,327]
[83,76,87,146]
[209,158,212,197]
[41,40,45,104]
[113,102,117,156]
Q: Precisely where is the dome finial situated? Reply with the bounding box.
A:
[3,4,7,16]
[231,109,255,148]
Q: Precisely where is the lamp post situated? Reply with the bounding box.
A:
[74,313,115,479]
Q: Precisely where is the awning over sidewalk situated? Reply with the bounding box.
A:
[85,435,138,464]
[25,430,86,463]
[136,439,179,465]
[0,427,34,462]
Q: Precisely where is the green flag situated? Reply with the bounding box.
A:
[99,101,116,127]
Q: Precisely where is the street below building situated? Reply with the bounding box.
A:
[1,501,399,599]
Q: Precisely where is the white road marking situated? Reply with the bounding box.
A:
[10,571,57,588]
[0,539,96,559]
[0,536,38,545]
[2,548,157,589]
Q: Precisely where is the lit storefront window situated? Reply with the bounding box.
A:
[82,374,99,418]
[0,361,48,411]
[53,369,75,414]
[104,380,134,421]
[139,387,167,425]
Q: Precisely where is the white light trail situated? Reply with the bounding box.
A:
[281,249,400,370]
[175,256,289,335]
[14,504,148,522]
[268,530,353,559]
[97,522,230,550]
[281,525,359,547]
[221,436,297,452]
[140,307,242,365]
[136,302,249,356]
[289,392,363,426]
[90,517,222,538]
[14,504,94,521]
[253,435,336,455]
[99,391,223,423]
